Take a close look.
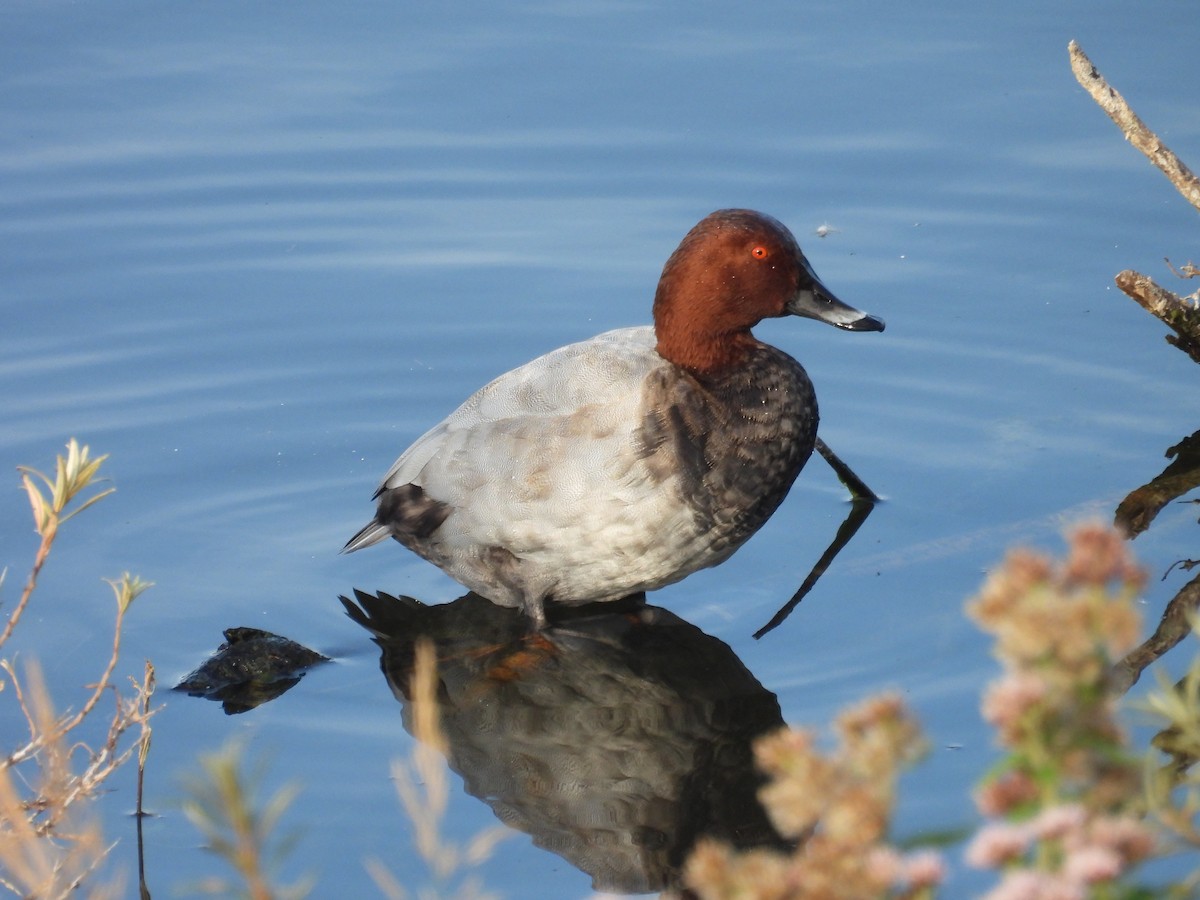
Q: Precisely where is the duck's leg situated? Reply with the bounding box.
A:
[522,592,549,631]
[814,437,879,502]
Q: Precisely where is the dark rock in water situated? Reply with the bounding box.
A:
[174,627,329,715]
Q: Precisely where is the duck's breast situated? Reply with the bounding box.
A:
[662,343,819,561]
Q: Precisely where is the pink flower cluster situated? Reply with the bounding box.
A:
[962,526,1166,896]
[685,694,945,899]
[966,804,1155,898]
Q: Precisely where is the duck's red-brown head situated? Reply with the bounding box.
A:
[653,209,883,373]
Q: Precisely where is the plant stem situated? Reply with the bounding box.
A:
[0,532,53,651]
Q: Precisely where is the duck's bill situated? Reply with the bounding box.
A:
[787,269,885,332]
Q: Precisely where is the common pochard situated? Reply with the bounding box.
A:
[345,209,883,627]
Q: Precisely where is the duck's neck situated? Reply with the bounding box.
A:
[654,323,759,375]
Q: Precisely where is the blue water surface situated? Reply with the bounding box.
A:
[3,2,1200,896]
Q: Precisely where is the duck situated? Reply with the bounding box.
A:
[345,209,884,628]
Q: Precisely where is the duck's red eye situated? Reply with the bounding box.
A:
[751,245,769,259]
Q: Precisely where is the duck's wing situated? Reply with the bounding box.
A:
[345,327,668,555]
[369,326,707,564]
[376,326,662,495]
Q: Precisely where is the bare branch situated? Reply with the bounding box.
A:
[1114,269,1200,365]
[1069,40,1200,213]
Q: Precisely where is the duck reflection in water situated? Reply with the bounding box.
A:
[340,590,790,895]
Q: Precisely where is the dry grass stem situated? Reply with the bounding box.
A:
[1,440,155,897]
[5,576,155,771]
[180,741,312,900]
[366,639,506,900]
[0,664,126,899]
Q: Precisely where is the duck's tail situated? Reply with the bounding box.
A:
[342,519,391,554]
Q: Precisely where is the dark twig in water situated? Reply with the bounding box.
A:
[754,497,876,639]
[1115,429,1200,537]
[1111,571,1200,694]
[814,437,879,502]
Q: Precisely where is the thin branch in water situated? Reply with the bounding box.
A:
[1165,258,1200,283]
[136,662,155,899]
